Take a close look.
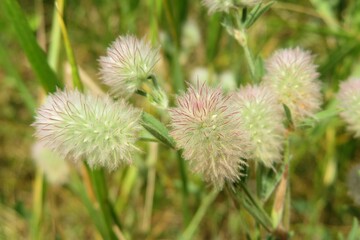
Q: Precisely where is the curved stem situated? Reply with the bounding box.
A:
[180,189,219,240]
[177,152,190,226]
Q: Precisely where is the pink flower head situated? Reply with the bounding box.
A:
[99,35,159,99]
[263,47,322,124]
[170,82,250,189]
[337,78,360,137]
[232,84,285,167]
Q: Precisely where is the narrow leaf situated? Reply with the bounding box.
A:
[0,43,36,112]
[283,104,294,129]
[1,0,63,93]
[245,1,275,29]
[141,112,176,148]
[260,166,284,202]
[348,218,360,240]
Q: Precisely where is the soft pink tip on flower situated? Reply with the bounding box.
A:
[169,82,250,189]
[337,78,360,137]
[232,84,285,167]
[32,89,142,170]
[263,47,322,124]
[99,35,159,99]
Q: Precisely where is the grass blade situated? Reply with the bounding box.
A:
[141,112,176,148]
[1,0,63,93]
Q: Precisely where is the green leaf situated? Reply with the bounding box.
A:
[244,1,275,29]
[299,100,339,128]
[283,104,294,128]
[56,5,84,91]
[67,173,110,240]
[141,112,176,148]
[180,189,219,240]
[347,218,360,240]
[258,165,284,202]
[1,0,63,93]
[0,43,36,112]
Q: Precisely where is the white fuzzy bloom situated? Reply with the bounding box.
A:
[219,70,237,92]
[337,78,360,137]
[263,47,322,124]
[232,85,285,167]
[32,89,142,170]
[32,142,69,186]
[99,35,159,99]
[170,83,250,189]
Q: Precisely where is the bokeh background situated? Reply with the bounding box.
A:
[1,0,360,239]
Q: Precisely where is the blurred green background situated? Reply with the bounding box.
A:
[0,0,360,239]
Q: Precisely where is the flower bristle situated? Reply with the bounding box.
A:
[263,47,322,124]
[170,82,250,189]
[99,35,159,99]
[337,78,360,137]
[32,89,142,170]
[232,84,285,167]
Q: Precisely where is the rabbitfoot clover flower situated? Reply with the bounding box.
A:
[32,89,142,170]
[337,78,360,137]
[170,83,250,189]
[99,35,160,99]
[32,142,69,186]
[232,84,285,167]
[263,47,322,124]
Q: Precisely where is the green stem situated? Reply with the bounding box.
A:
[243,41,256,81]
[115,166,138,214]
[180,189,219,240]
[141,142,158,232]
[240,182,273,231]
[256,163,265,199]
[177,152,190,226]
[228,182,273,232]
[283,138,291,229]
[31,170,47,240]
[233,25,257,83]
[56,0,83,91]
[87,166,118,240]
[67,170,109,239]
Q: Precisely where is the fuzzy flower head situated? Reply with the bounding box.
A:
[232,85,285,167]
[263,47,322,124]
[99,35,159,99]
[170,83,250,189]
[337,78,360,137]
[202,0,261,14]
[32,89,142,170]
[32,142,69,186]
